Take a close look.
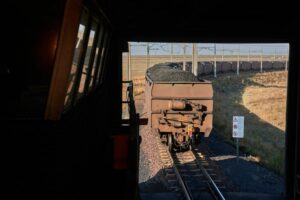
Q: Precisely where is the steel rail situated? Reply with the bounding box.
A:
[169,152,194,200]
[192,150,226,200]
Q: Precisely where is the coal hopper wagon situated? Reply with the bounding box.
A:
[145,63,213,150]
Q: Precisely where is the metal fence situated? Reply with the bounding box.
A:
[123,43,289,80]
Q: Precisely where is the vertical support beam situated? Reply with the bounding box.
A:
[285,49,289,71]
[214,57,217,78]
[214,43,217,56]
[192,43,197,76]
[128,43,131,80]
[237,55,240,75]
[260,47,263,73]
[285,41,300,200]
[236,138,239,162]
[221,44,224,74]
[273,49,276,68]
[183,44,186,71]
[147,43,150,69]
[110,37,123,123]
[222,44,224,61]
[237,45,240,75]
[170,43,173,63]
[248,47,250,62]
[214,44,217,77]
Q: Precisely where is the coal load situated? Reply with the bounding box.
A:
[146,63,201,82]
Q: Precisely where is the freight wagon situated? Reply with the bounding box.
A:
[145,63,213,150]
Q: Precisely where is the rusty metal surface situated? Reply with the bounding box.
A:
[145,71,213,139]
[151,83,213,98]
[168,100,186,110]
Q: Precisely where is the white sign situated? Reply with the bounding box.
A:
[232,116,244,138]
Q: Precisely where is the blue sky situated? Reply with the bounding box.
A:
[129,42,289,56]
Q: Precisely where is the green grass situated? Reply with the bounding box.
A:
[208,71,287,175]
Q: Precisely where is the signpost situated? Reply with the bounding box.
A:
[232,116,244,162]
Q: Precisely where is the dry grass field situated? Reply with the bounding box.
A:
[242,72,287,131]
[132,76,145,96]
[122,76,145,119]
[209,71,287,175]
[122,54,288,79]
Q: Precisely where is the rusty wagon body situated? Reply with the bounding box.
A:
[145,63,213,150]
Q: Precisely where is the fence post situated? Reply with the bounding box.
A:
[273,49,276,68]
[285,55,288,71]
[237,55,240,75]
[183,44,186,71]
[192,43,198,76]
[147,43,150,69]
[170,43,173,62]
[214,56,217,78]
[237,46,240,75]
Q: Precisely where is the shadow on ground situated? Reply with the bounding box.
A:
[138,145,284,200]
[207,71,286,174]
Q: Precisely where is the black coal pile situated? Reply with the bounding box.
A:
[146,63,201,82]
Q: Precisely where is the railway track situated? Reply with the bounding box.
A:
[157,135,226,200]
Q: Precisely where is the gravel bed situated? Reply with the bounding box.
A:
[136,94,168,192]
[201,129,284,195]
[138,125,169,192]
[139,125,164,182]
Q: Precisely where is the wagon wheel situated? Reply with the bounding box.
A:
[168,134,173,151]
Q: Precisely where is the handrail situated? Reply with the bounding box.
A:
[122,81,140,200]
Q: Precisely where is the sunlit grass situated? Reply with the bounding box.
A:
[132,76,145,96]
[209,71,287,175]
[242,72,287,131]
[122,76,146,118]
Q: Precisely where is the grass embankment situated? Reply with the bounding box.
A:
[122,76,145,100]
[122,76,145,118]
[132,76,145,96]
[209,71,287,175]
